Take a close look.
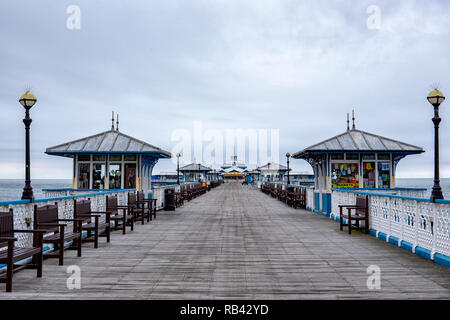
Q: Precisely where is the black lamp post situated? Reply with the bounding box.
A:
[19,91,37,202]
[427,89,446,202]
[176,153,181,184]
[286,152,291,185]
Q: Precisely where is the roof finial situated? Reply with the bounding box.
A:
[346,113,350,131]
[112,111,115,131]
[116,114,119,132]
[352,109,355,130]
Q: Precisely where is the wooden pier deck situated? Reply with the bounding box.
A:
[1,182,449,299]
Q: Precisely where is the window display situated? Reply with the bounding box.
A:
[77,163,90,189]
[331,163,359,188]
[93,163,106,189]
[363,162,376,188]
[378,162,390,188]
[109,164,122,189]
[125,164,136,188]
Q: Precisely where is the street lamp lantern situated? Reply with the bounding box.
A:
[176,153,181,185]
[19,90,36,202]
[427,89,445,106]
[19,91,37,109]
[427,88,446,202]
[286,152,291,185]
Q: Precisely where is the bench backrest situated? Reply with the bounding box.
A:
[128,192,136,205]
[74,199,92,222]
[34,204,59,232]
[0,209,14,248]
[355,195,368,216]
[106,195,118,211]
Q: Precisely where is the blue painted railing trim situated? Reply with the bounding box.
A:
[337,187,428,191]
[435,199,450,204]
[269,181,315,189]
[42,188,136,192]
[0,199,31,206]
[34,189,136,203]
[331,188,431,203]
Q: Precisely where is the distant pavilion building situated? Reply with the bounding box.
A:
[46,125,171,194]
[292,121,424,214]
[179,163,212,182]
[220,155,247,180]
[256,162,288,182]
[287,171,315,186]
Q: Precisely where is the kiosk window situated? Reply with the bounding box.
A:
[331,163,359,188]
[363,162,376,188]
[378,162,391,188]
[93,164,106,189]
[77,163,90,189]
[109,164,122,189]
[125,164,136,189]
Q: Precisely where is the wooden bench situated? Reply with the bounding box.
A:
[287,187,306,209]
[0,209,45,292]
[136,191,156,223]
[73,199,111,248]
[106,195,134,234]
[34,204,83,266]
[339,195,370,234]
[278,185,287,203]
[174,187,184,208]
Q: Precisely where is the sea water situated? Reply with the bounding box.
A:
[0,179,72,202]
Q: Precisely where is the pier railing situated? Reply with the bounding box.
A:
[0,189,133,248]
[331,188,450,260]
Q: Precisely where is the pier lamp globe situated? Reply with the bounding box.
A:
[19,91,37,109]
[427,89,445,202]
[19,90,37,202]
[286,152,291,185]
[427,89,445,107]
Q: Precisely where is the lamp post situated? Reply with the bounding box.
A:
[427,89,446,202]
[176,153,181,184]
[286,152,291,185]
[19,91,37,202]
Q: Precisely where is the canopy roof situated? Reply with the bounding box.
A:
[256,162,288,172]
[46,129,171,158]
[293,128,424,158]
[179,163,212,172]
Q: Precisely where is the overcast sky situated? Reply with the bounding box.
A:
[1,0,449,179]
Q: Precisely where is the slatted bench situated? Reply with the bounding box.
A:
[0,209,46,292]
[106,195,134,234]
[73,199,111,248]
[34,204,83,266]
[339,195,370,235]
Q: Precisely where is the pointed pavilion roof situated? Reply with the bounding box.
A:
[46,129,171,158]
[292,128,424,158]
[256,162,288,171]
[179,163,212,172]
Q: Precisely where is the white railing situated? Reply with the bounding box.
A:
[305,188,314,210]
[331,189,450,258]
[151,184,179,209]
[0,189,131,248]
